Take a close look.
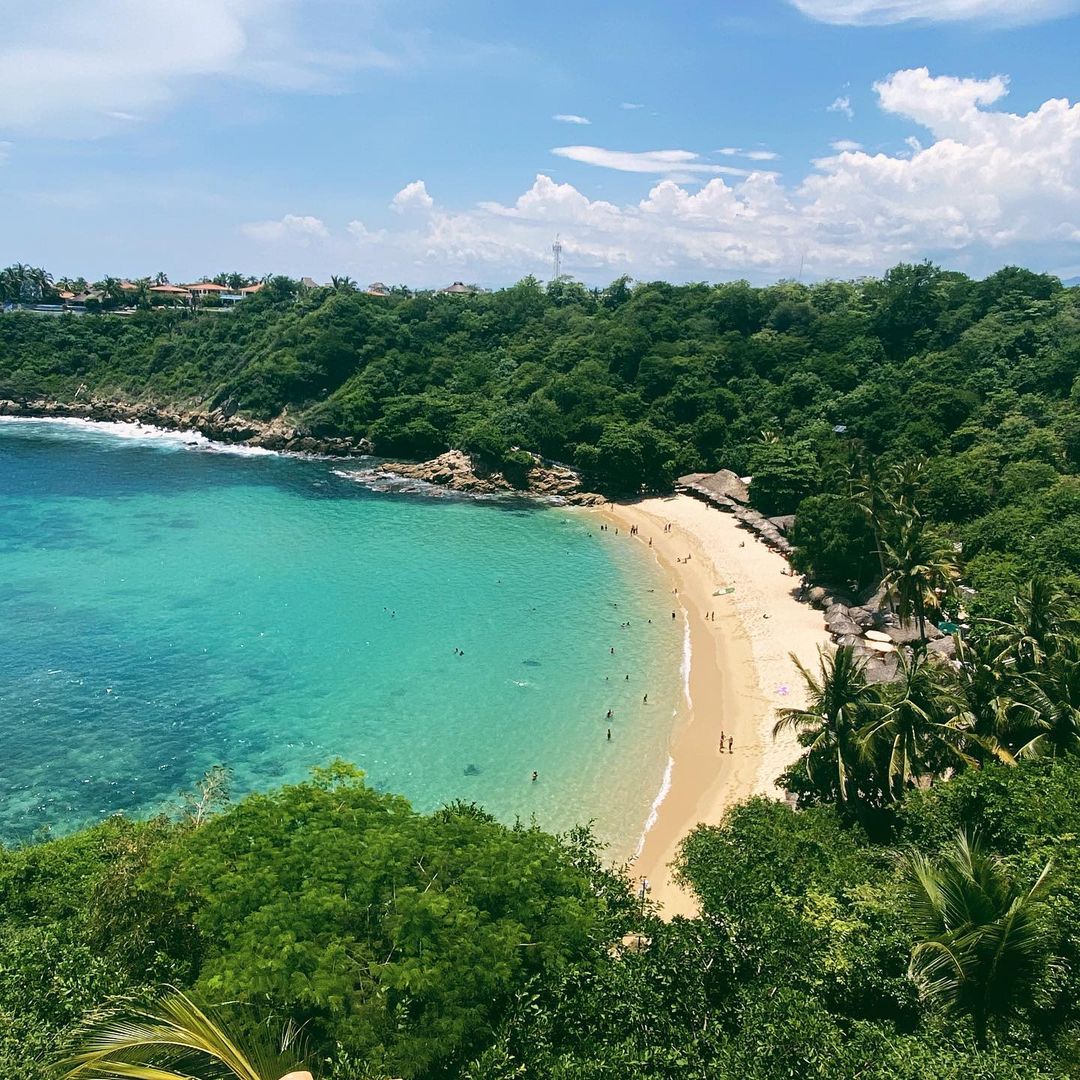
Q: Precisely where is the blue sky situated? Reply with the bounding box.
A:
[1,0,1079,286]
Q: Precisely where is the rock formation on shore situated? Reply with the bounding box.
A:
[0,397,373,457]
[0,398,603,504]
[377,449,605,505]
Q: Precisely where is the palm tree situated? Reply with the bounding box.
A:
[94,277,126,307]
[880,514,960,638]
[330,275,357,291]
[58,988,309,1080]
[902,831,1056,1049]
[1013,644,1080,759]
[888,456,929,518]
[849,463,890,580]
[858,648,973,800]
[774,646,879,805]
[987,576,1078,671]
[947,634,1020,764]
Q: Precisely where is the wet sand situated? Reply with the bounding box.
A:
[601,495,831,917]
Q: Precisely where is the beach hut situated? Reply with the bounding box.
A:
[676,469,750,505]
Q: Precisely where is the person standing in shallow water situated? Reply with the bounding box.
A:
[531,770,538,782]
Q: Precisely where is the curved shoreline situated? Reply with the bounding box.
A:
[601,495,832,917]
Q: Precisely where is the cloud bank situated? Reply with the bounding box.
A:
[242,214,329,244]
[0,0,386,136]
[790,0,1078,25]
[244,69,1080,285]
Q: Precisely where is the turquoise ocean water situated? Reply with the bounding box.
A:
[0,419,683,855]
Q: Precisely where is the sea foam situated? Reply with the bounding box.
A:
[0,416,278,457]
[636,753,675,857]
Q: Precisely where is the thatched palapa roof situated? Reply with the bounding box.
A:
[677,469,750,505]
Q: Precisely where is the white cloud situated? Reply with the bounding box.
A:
[718,147,780,161]
[552,146,752,177]
[391,180,435,213]
[241,214,329,243]
[831,139,863,151]
[620,102,644,110]
[553,113,591,125]
[241,69,1080,287]
[0,0,383,136]
[828,96,854,119]
[789,0,1077,24]
[874,68,1009,137]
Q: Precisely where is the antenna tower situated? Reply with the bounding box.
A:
[552,234,563,281]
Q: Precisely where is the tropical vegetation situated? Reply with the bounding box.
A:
[3,262,1080,1076]
[3,589,1080,1077]
[2,262,1079,616]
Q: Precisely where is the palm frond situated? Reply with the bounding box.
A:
[57,989,306,1080]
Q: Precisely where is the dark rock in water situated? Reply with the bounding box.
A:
[463,763,481,776]
[522,659,541,667]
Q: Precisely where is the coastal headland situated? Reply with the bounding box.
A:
[0,399,604,502]
[602,495,832,917]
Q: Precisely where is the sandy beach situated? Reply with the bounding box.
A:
[601,494,831,917]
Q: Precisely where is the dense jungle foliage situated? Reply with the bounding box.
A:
[4,264,1080,1075]
[7,598,1080,1079]
[2,263,1079,615]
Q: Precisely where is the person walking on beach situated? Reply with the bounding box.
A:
[672,611,677,620]
[607,728,612,740]
[607,709,613,719]
[728,735,733,753]
[643,694,648,704]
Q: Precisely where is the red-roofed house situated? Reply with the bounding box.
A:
[186,282,229,296]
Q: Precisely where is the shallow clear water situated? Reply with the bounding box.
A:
[0,419,683,855]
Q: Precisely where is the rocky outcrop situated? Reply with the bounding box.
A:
[1,397,604,504]
[0,397,374,457]
[376,449,605,505]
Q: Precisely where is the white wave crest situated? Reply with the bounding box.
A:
[0,416,279,457]
[681,611,692,710]
[635,754,674,858]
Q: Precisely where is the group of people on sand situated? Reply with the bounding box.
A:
[718,730,734,753]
